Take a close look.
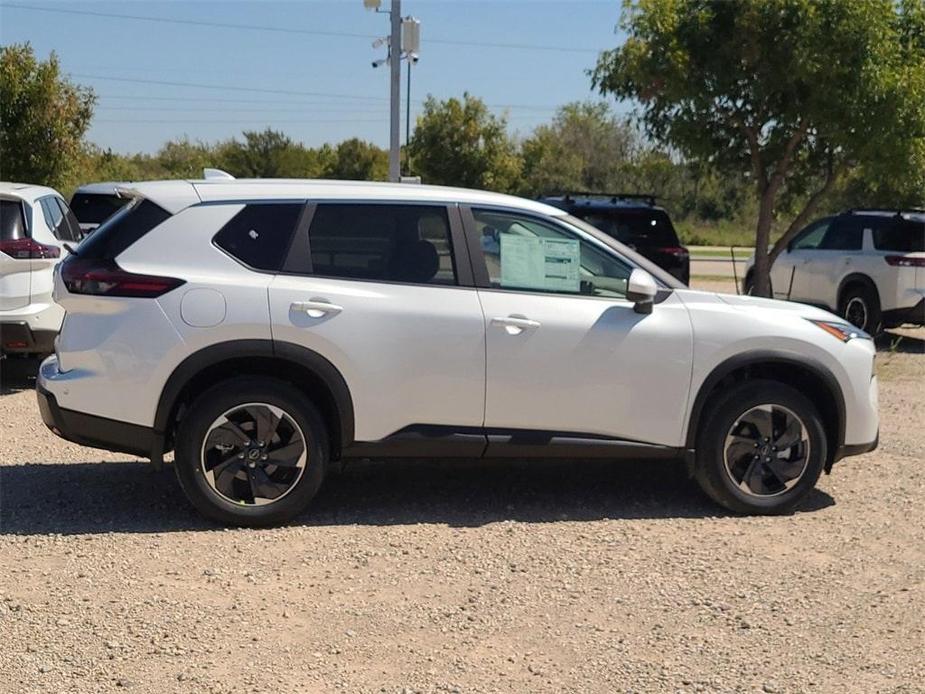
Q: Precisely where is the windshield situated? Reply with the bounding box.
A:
[558,213,686,289]
[70,192,131,225]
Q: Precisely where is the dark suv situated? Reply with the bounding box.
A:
[540,193,690,284]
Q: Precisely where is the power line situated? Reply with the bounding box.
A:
[4,3,600,55]
[83,80,561,112]
[94,118,387,125]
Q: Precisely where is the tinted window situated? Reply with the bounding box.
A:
[55,198,81,242]
[40,197,65,239]
[213,203,302,271]
[0,200,26,241]
[819,218,864,250]
[307,204,456,285]
[76,198,171,260]
[473,208,631,298]
[872,218,925,252]
[791,218,831,250]
[572,208,679,247]
[70,193,131,225]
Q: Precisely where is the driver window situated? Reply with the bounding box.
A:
[472,208,631,298]
[791,219,830,251]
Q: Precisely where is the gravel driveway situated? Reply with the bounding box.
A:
[1,328,923,694]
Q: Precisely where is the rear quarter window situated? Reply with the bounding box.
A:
[0,200,27,241]
[573,209,680,247]
[213,203,303,271]
[872,219,925,252]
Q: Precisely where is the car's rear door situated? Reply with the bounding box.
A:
[268,201,486,447]
[771,217,832,301]
[463,206,693,451]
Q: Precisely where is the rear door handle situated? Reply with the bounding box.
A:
[491,315,541,335]
[290,299,343,318]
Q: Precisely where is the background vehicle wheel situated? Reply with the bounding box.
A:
[174,377,328,527]
[743,272,771,297]
[694,380,827,515]
[838,283,881,334]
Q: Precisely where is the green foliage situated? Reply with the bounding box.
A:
[0,43,96,189]
[407,94,522,192]
[324,138,388,181]
[593,0,925,293]
[520,101,638,195]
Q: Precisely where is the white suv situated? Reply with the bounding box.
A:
[744,209,925,332]
[37,179,880,526]
[1,182,81,356]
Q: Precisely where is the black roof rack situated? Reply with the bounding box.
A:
[846,207,925,216]
[551,191,658,207]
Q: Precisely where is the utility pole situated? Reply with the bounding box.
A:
[388,0,402,182]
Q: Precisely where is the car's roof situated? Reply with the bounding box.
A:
[73,182,131,195]
[116,179,568,217]
[540,195,667,214]
[0,181,62,201]
[844,209,925,222]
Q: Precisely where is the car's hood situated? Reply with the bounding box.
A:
[714,292,838,320]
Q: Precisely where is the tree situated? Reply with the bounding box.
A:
[593,0,925,295]
[520,101,638,196]
[407,93,522,192]
[323,138,388,181]
[0,43,96,189]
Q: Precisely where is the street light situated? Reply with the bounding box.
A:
[401,17,421,147]
[365,0,403,182]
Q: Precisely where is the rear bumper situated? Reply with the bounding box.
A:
[883,299,924,327]
[0,321,56,354]
[37,384,156,458]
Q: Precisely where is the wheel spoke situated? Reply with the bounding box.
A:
[209,420,251,447]
[766,454,806,485]
[740,457,766,494]
[265,437,304,467]
[774,417,803,450]
[247,466,285,501]
[213,456,244,498]
[725,441,756,466]
[742,407,773,440]
[248,405,280,444]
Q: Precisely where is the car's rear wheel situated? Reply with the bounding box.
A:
[838,283,881,335]
[174,377,328,527]
[694,380,826,515]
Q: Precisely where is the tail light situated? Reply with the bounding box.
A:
[61,257,184,298]
[0,238,60,259]
[656,246,690,258]
[885,255,925,267]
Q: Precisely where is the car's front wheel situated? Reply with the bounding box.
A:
[694,380,826,515]
[174,377,328,527]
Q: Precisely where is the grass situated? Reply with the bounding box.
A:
[676,219,757,248]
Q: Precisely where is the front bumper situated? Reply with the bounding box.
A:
[832,431,879,466]
[37,384,156,458]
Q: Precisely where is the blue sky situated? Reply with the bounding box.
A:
[0,0,628,154]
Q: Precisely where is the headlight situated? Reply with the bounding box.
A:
[807,319,871,342]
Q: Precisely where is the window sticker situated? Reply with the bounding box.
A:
[500,235,580,292]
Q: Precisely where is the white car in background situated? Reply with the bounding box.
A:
[0,182,81,356]
[743,209,925,333]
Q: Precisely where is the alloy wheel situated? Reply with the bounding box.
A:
[723,404,810,497]
[200,403,308,506]
[845,296,868,331]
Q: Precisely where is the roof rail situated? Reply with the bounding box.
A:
[553,191,657,207]
[846,207,925,216]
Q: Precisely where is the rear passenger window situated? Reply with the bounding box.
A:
[213,203,302,271]
[307,204,456,285]
[76,198,171,260]
[873,219,925,252]
[819,219,863,250]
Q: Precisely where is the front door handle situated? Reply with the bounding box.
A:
[291,299,343,318]
[491,315,541,335]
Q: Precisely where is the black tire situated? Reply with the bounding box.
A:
[174,377,328,527]
[693,379,827,515]
[838,282,882,335]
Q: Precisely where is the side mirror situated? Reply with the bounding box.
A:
[626,268,658,314]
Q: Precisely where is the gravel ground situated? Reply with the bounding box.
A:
[2,299,923,693]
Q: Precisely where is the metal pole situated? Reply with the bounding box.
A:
[406,58,412,147]
[388,0,402,181]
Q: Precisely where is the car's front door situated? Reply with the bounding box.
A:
[463,207,693,450]
[268,202,486,446]
[770,217,833,301]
